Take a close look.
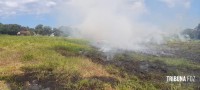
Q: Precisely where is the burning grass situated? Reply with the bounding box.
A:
[0,35,199,90]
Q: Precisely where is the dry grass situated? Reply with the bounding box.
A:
[76,58,111,78]
[0,35,199,90]
[0,50,23,77]
[0,35,117,89]
[0,81,10,90]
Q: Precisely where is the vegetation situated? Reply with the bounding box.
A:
[0,23,72,36]
[0,35,199,90]
[182,23,200,39]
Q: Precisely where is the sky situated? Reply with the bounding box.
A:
[0,0,199,29]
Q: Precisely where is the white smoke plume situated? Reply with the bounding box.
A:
[57,0,182,52]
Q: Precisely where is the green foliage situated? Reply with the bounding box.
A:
[53,28,63,36]
[58,26,73,37]
[181,23,200,39]
[182,29,197,39]
[34,24,52,35]
[0,24,21,35]
[0,23,35,35]
[0,23,74,36]
[34,24,75,36]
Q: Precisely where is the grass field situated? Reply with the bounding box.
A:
[0,35,199,90]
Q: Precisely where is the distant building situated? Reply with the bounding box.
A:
[17,29,31,36]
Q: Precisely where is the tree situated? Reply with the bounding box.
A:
[35,24,43,30]
[35,24,43,35]
[181,23,200,39]
[0,23,74,36]
[182,29,197,39]
[0,24,22,35]
[194,23,200,39]
[0,23,3,34]
[58,26,73,37]
[195,23,200,31]
[35,24,52,35]
[43,26,52,35]
[53,28,63,36]
[27,27,35,35]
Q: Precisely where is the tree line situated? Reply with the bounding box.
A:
[0,23,72,36]
[182,23,200,39]
[1,22,200,39]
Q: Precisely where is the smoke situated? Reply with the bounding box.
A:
[57,0,184,52]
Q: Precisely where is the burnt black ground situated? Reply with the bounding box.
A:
[85,41,200,89]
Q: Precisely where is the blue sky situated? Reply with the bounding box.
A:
[1,14,57,28]
[0,0,199,28]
